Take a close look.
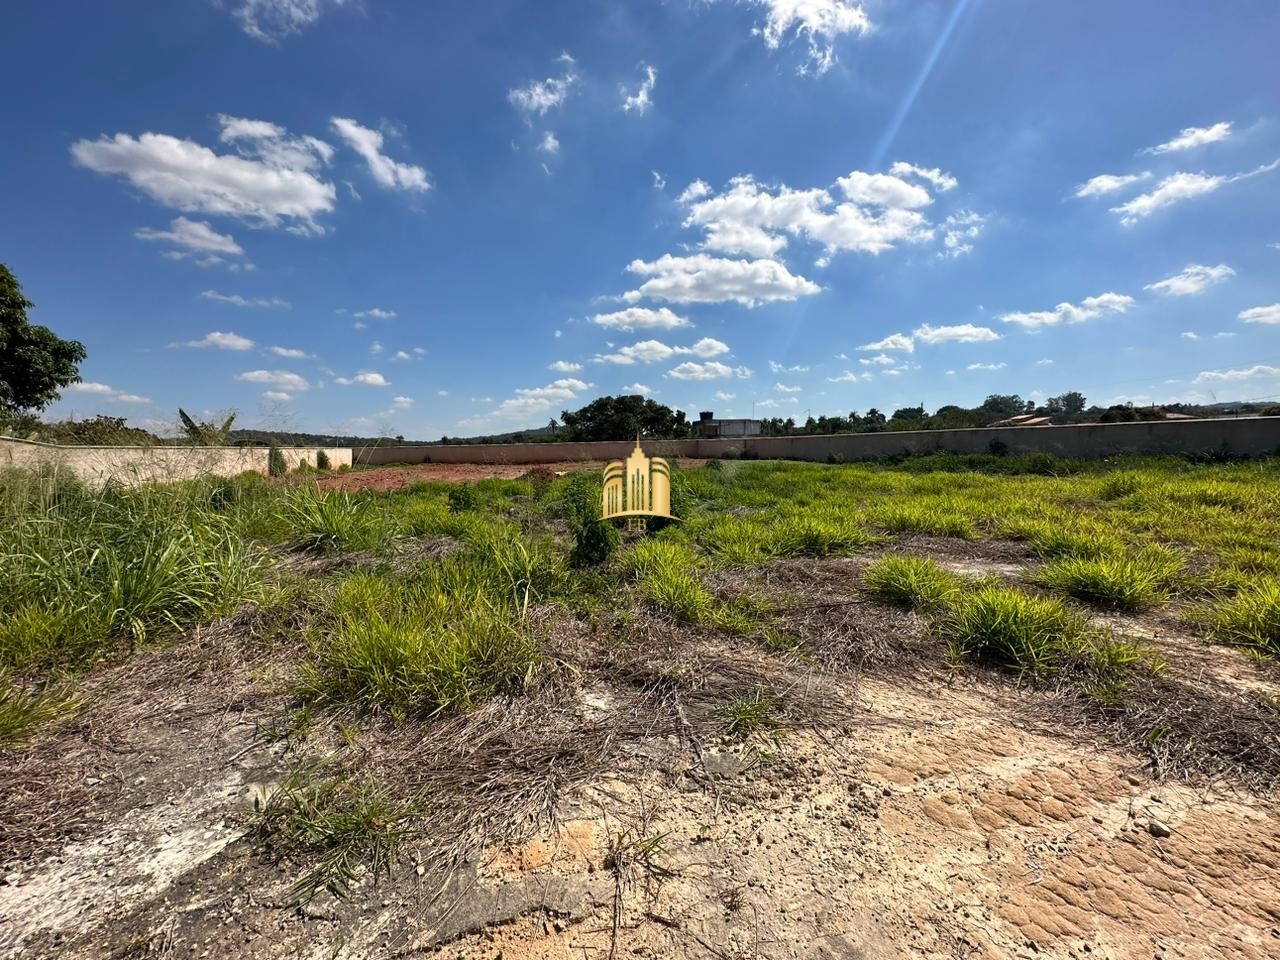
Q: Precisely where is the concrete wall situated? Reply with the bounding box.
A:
[0,437,352,487]
[355,417,1280,466]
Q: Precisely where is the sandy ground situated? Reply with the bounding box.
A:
[315,460,707,492]
[1,546,1277,959]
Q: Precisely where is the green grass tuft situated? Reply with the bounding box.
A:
[0,677,80,748]
[861,554,963,611]
[1197,579,1280,656]
[1036,549,1184,610]
[721,690,780,739]
[943,585,1089,681]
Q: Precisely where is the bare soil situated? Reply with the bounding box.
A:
[2,544,1278,959]
[315,460,707,492]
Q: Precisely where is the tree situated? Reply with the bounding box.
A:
[560,395,689,441]
[1044,391,1087,416]
[977,394,1025,423]
[0,263,86,414]
[179,408,237,445]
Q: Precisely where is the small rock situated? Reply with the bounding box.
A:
[1148,819,1172,838]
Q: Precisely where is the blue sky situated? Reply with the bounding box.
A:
[3,0,1278,438]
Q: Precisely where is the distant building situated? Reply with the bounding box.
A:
[989,414,1055,427]
[693,410,763,438]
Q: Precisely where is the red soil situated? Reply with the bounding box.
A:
[315,460,706,493]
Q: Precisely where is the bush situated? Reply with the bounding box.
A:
[316,450,332,471]
[447,484,479,513]
[561,473,618,567]
[862,555,962,611]
[268,446,287,477]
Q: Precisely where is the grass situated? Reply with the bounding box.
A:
[0,677,80,747]
[721,690,780,739]
[1035,549,1184,610]
[252,762,418,903]
[861,555,963,611]
[1196,579,1280,656]
[942,585,1090,681]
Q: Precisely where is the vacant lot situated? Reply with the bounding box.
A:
[1,454,1278,959]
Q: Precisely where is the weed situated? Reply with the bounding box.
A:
[447,484,479,513]
[1036,549,1184,610]
[561,472,618,567]
[268,446,286,478]
[721,690,780,739]
[285,487,390,553]
[873,502,977,540]
[1196,579,1280,656]
[0,677,80,747]
[943,586,1089,681]
[862,555,962,611]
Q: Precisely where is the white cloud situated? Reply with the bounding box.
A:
[889,162,957,192]
[136,217,244,258]
[1144,121,1232,155]
[237,369,310,391]
[549,360,582,372]
[769,361,810,373]
[590,306,691,331]
[538,132,560,156]
[72,120,336,235]
[1000,292,1135,329]
[488,377,590,420]
[393,350,412,361]
[967,362,1007,371]
[508,57,577,115]
[261,391,292,401]
[1239,304,1280,325]
[437,389,449,397]
[652,171,666,190]
[912,323,1001,344]
[859,353,896,366]
[201,289,289,308]
[826,370,867,383]
[1215,331,1237,339]
[370,341,384,355]
[354,307,396,319]
[1036,357,1055,365]
[392,395,413,410]
[1074,172,1152,198]
[595,337,730,365]
[413,347,426,355]
[335,370,390,387]
[230,0,352,43]
[269,345,311,358]
[622,64,657,115]
[183,330,254,350]
[624,254,820,306]
[858,332,914,353]
[330,117,430,192]
[65,382,151,404]
[622,383,653,395]
[1181,331,1200,340]
[1193,364,1280,384]
[714,391,736,401]
[743,0,872,75]
[774,382,802,393]
[678,171,949,261]
[665,361,750,381]
[1144,263,1235,296]
[939,210,985,258]
[1111,172,1224,225]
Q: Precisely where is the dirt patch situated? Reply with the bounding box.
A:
[316,460,706,492]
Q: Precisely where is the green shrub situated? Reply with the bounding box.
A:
[447,484,479,513]
[1036,550,1183,610]
[315,450,332,471]
[561,473,618,568]
[943,586,1088,681]
[285,487,390,553]
[862,555,962,611]
[268,446,287,478]
[1197,579,1280,656]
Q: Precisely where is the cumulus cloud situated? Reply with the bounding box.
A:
[769,361,810,373]
[335,370,390,386]
[939,211,985,258]
[182,330,254,350]
[230,0,353,43]
[1000,292,1135,329]
[269,345,311,358]
[742,0,872,74]
[392,396,413,410]
[136,217,244,259]
[860,353,896,366]
[1074,172,1152,198]
[912,323,1001,344]
[201,289,289,308]
[1110,172,1223,225]
[237,369,310,391]
[622,64,657,115]
[774,382,802,393]
[595,337,730,365]
[65,381,151,403]
[1193,364,1280,384]
[72,118,337,235]
[590,307,691,331]
[1181,332,1200,340]
[488,377,590,420]
[858,332,914,353]
[967,362,1007,371]
[354,307,396,319]
[714,391,736,401]
[549,360,582,372]
[623,254,820,306]
[1143,121,1232,155]
[665,361,751,381]
[1144,263,1236,296]
[826,370,868,383]
[889,162,957,192]
[621,383,653,395]
[261,391,292,401]
[330,118,430,192]
[1239,303,1280,325]
[538,132,560,156]
[509,55,577,115]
